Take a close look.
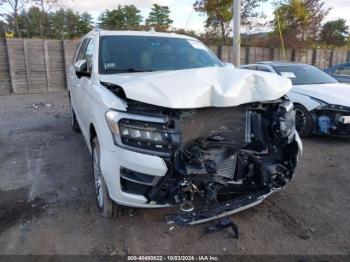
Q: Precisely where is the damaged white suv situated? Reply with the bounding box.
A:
[68,30,302,224]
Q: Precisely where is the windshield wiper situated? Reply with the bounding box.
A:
[109,68,154,73]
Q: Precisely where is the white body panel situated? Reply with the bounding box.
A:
[290,83,350,109]
[100,67,292,109]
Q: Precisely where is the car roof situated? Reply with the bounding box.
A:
[86,29,197,41]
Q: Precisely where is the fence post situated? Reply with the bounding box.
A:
[329,49,334,68]
[245,46,250,64]
[269,47,274,61]
[23,39,30,94]
[44,40,50,92]
[311,49,317,66]
[217,45,223,60]
[62,40,68,89]
[291,49,296,62]
[4,38,13,93]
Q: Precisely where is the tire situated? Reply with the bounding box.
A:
[70,97,80,132]
[92,137,115,218]
[294,104,313,138]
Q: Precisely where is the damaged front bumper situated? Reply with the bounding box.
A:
[166,188,273,226]
[104,96,302,222]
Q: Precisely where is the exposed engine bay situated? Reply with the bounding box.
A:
[105,83,301,225]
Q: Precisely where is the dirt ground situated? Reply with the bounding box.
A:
[0,91,349,255]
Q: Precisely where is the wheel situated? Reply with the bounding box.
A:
[294,104,313,138]
[92,137,115,218]
[70,97,80,132]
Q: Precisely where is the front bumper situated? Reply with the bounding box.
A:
[99,131,302,209]
[100,143,169,208]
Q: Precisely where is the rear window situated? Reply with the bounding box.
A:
[98,35,223,74]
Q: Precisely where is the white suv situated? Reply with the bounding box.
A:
[68,30,302,224]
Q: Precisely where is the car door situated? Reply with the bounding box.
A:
[69,39,89,125]
[76,38,95,136]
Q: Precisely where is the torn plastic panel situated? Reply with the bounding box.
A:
[111,96,301,224]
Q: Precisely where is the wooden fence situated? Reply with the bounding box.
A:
[0,38,350,95]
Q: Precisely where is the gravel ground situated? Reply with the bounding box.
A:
[0,91,349,255]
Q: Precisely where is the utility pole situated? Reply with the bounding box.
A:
[232,0,241,67]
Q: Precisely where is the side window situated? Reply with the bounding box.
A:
[75,39,89,62]
[334,66,350,76]
[242,65,257,70]
[83,39,94,72]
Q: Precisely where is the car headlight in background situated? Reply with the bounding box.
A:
[105,109,180,154]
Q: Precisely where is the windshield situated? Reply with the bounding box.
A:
[273,65,338,85]
[99,35,223,74]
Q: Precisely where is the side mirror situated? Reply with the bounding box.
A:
[224,62,235,68]
[74,59,91,78]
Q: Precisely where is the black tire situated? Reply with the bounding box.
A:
[294,104,313,138]
[92,137,116,218]
[70,97,80,132]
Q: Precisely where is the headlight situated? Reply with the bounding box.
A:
[273,100,296,139]
[105,109,180,154]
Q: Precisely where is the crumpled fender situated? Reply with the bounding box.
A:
[99,67,292,109]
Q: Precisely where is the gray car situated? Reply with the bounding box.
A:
[324,63,350,84]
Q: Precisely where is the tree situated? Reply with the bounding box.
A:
[272,0,330,48]
[1,0,34,37]
[320,19,349,47]
[34,0,60,38]
[304,0,330,42]
[145,4,173,31]
[194,0,267,46]
[273,0,310,48]
[17,6,49,38]
[122,5,142,29]
[99,5,142,30]
[78,12,93,35]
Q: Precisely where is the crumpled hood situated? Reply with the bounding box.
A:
[291,83,350,107]
[100,67,292,109]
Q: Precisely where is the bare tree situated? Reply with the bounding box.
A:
[1,0,33,37]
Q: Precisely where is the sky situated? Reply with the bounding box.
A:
[2,0,350,33]
[62,0,350,33]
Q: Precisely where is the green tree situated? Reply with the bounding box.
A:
[17,6,50,38]
[194,0,267,46]
[78,12,93,35]
[272,0,329,48]
[99,5,142,30]
[320,19,349,47]
[123,5,142,29]
[273,0,309,48]
[48,9,85,39]
[145,4,173,31]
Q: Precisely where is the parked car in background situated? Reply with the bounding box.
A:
[241,62,350,137]
[325,63,350,84]
[68,30,301,224]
